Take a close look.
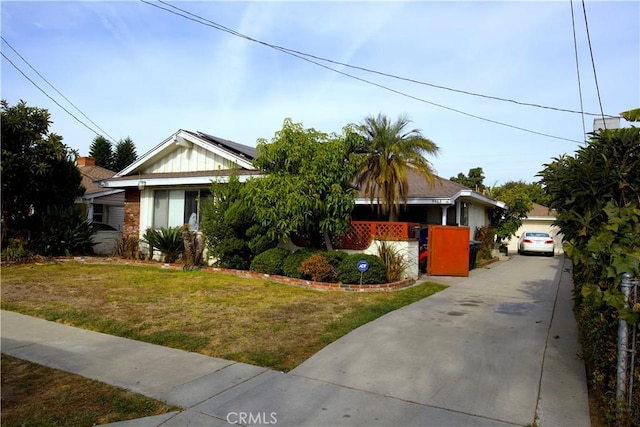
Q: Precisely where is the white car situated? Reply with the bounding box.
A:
[517,231,554,257]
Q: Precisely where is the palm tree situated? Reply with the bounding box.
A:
[356,114,440,221]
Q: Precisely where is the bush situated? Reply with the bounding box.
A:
[376,240,409,282]
[474,226,495,260]
[250,248,290,275]
[1,239,33,263]
[142,227,184,263]
[34,206,97,256]
[323,250,348,268]
[282,249,318,279]
[338,253,387,284]
[299,253,338,282]
[116,235,140,260]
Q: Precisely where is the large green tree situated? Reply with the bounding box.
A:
[488,181,534,242]
[355,114,440,221]
[112,136,137,171]
[248,118,363,249]
[1,100,87,252]
[450,167,486,192]
[89,135,113,169]
[200,174,276,270]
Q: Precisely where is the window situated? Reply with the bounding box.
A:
[153,190,169,229]
[92,204,104,223]
[461,203,469,226]
[184,191,199,230]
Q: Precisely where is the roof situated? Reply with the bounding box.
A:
[113,129,256,178]
[355,168,505,209]
[527,203,557,218]
[189,131,256,160]
[78,164,117,195]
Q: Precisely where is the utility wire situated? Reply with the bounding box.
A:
[1,36,118,144]
[570,0,587,140]
[581,0,607,127]
[1,51,104,139]
[154,0,613,118]
[141,0,584,144]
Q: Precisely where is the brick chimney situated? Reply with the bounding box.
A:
[77,156,96,167]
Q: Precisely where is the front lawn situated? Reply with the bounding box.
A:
[1,263,445,371]
[1,354,178,427]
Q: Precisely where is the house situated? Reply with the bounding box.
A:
[352,168,506,241]
[506,203,564,255]
[97,130,261,244]
[76,157,124,255]
[99,129,504,264]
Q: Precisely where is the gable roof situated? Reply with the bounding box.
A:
[527,203,557,219]
[114,129,256,178]
[77,160,124,199]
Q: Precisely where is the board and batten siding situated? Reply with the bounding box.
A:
[143,144,239,174]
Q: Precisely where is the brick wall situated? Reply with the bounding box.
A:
[124,188,141,238]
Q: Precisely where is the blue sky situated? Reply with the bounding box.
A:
[2,1,638,185]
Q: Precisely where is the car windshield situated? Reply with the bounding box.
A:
[525,232,550,238]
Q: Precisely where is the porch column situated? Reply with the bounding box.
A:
[441,206,448,225]
[455,201,461,225]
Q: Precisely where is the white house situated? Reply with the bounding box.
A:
[99,129,505,267]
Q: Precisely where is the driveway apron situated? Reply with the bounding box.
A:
[290,255,568,425]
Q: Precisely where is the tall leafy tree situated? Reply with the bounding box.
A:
[488,181,533,242]
[450,167,486,192]
[112,136,137,171]
[248,118,363,249]
[1,100,86,251]
[355,113,439,221]
[89,135,113,169]
[200,174,276,269]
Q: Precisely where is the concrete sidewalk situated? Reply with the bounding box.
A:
[1,256,589,426]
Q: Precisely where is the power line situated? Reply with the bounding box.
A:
[1,36,118,144]
[141,0,584,144]
[581,0,607,127]
[570,0,587,140]
[153,0,613,118]
[1,51,105,139]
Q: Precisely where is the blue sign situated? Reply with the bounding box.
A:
[357,260,369,273]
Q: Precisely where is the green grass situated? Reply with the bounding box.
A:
[1,354,179,427]
[1,262,446,371]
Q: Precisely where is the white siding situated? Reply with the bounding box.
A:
[143,145,237,173]
[468,204,488,240]
[107,206,124,231]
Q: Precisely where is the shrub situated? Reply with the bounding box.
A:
[376,240,409,282]
[323,250,348,268]
[474,226,495,260]
[282,249,318,279]
[142,227,184,263]
[116,235,140,260]
[249,248,290,275]
[299,253,338,282]
[34,206,97,256]
[1,239,33,263]
[338,253,387,284]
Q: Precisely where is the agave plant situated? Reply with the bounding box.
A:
[142,226,184,263]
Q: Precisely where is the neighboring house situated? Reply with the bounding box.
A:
[98,130,260,244]
[76,156,124,255]
[99,129,505,258]
[506,203,564,255]
[352,168,506,241]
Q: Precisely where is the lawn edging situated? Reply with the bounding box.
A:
[53,256,416,292]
